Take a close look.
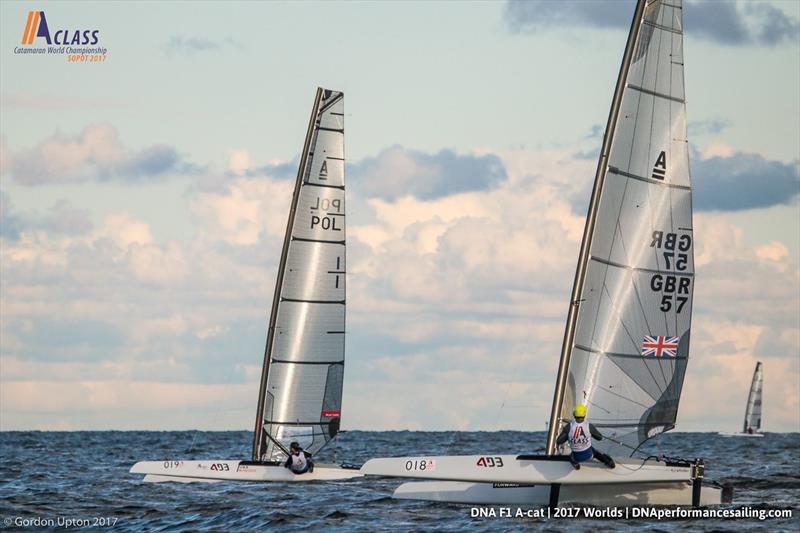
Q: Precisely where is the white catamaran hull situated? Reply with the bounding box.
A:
[363,454,725,506]
[718,432,765,438]
[361,455,691,485]
[130,460,362,483]
[393,480,723,506]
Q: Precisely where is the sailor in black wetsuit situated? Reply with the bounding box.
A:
[556,404,615,470]
[284,442,314,474]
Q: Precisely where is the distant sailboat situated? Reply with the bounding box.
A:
[130,88,362,482]
[361,0,727,506]
[720,362,764,438]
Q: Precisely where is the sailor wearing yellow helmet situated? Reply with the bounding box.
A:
[555,404,616,470]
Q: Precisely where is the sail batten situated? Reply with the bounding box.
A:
[271,359,345,366]
[607,167,691,190]
[547,0,694,457]
[589,256,694,277]
[253,88,346,461]
[574,344,687,361]
[627,84,685,104]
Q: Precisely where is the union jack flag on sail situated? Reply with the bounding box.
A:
[641,335,680,358]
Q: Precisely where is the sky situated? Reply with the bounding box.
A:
[1,0,798,435]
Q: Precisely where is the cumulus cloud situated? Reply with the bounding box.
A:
[1,140,798,432]
[504,0,800,47]
[217,145,519,203]
[699,1,800,47]
[163,35,240,57]
[8,124,196,185]
[678,212,799,430]
[94,212,153,248]
[754,326,800,358]
[505,0,631,31]
[693,151,799,211]
[0,144,579,430]
[0,205,267,402]
[0,192,21,239]
[257,157,300,181]
[694,215,799,319]
[10,318,124,362]
[190,175,293,246]
[0,379,254,430]
[349,145,507,201]
[0,194,92,240]
[40,201,93,235]
[755,241,789,264]
[346,148,797,432]
[227,149,253,176]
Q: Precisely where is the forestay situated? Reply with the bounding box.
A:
[743,362,763,433]
[252,88,346,461]
[554,0,694,456]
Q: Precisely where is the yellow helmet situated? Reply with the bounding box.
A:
[573,404,587,418]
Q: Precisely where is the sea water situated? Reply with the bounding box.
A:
[1,430,796,531]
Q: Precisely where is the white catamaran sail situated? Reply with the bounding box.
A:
[252,88,348,462]
[720,361,764,437]
[546,0,695,458]
[361,0,727,506]
[131,88,362,483]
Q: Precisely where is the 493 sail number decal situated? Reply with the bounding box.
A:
[476,456,504,467]
[650,231,692,313]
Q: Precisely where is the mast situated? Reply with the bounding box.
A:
[545,0,648,455]
[252,88,324,460]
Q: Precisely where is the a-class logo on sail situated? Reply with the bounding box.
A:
[20,11,99,46]
[651,150,667,180]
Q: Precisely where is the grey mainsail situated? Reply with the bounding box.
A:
[547,0,693,456]
[743,362,763,433]
[252,88,346,462]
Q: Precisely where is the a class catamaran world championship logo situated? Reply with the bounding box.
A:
[14,10,108,62]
